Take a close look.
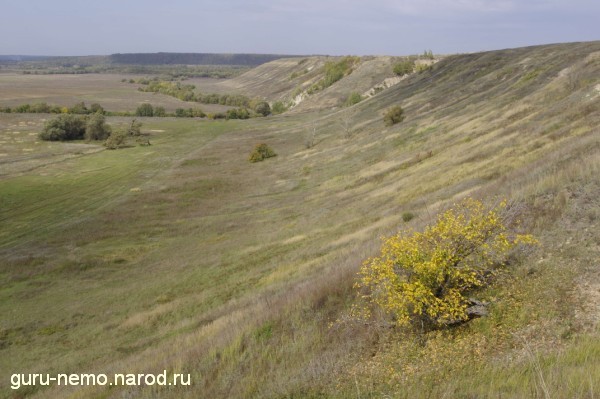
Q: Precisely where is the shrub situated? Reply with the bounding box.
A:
[249,143,276,163]
[383,105,405,126]
[402,212,414,222]
[226,108,250,120]
[175,108,204,118]
[69,102,90,115]
[89,103,105,114]
[135,103,154,117]
[85,112,112,141]
[30,102,51,113]
[104,130,128,150]
[126,119,143,136]
[14,104,31,113]
[154,106,166,117]
[344,92,363,107]
[355,198,537,329]
[271,101,289,115]
[393,60,415,76]
[255,101,271,117]
[39,114,87,141]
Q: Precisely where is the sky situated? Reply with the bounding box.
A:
[0,0,598,56]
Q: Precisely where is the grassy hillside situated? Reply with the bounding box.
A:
[0,41,599,398]
[217,55,438,111]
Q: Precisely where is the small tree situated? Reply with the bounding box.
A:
[127,119,143,136]
[153,106,166,117]
[69,101,90,114]
[39,114,87,141]
[249,143,277,162]
[255,101,271,117]
[383,105,405,126]
[104,129,127,150]
[89,103,105,114]
[339,107,356,139]
[85,112,112,141]
[355,198,536,329]
[305,120,318,148]
[136,103,154,117]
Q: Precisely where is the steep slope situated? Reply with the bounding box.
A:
[216,56,327,99]
[216,55,406,108]
[1,41,598,398]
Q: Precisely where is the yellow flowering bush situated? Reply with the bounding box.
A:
[356,198,536,328]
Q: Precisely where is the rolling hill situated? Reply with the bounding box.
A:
[0,41,598,398]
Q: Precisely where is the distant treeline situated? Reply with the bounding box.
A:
[0,55,53,63]
[15,64,250,79]
[1,52,304,77]
[0,101,267,120]
[1,52,301,66]
[109,52,301,66]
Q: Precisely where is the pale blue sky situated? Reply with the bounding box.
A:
[0,0,598,56]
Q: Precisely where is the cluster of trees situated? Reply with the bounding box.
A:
[197,92,250,107]
[138,80,197,101]
[0,102,104,115]
[38,113,147,150]
[307,56,360,94]
[38,113,111,142]
[225,108,250,120]
[137,79,251,107]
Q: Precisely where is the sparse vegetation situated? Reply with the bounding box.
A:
[271,101,289,114]
[393,59,415,76]
[307,56,360,94]
[343,92,363,107]
[422,49,434,60]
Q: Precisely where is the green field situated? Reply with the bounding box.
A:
[1,42,599,398]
